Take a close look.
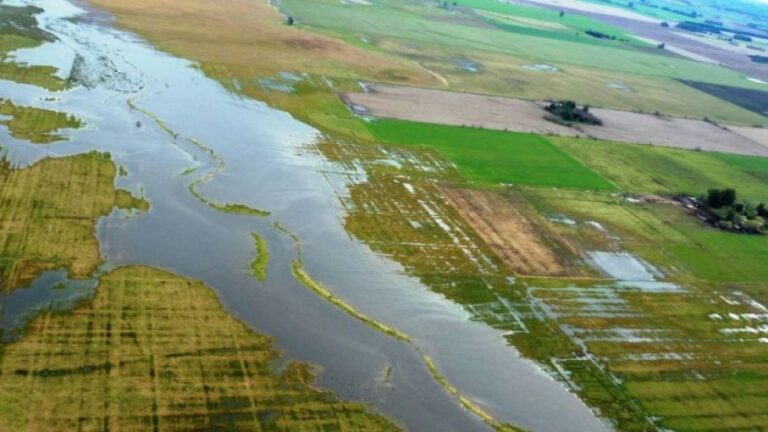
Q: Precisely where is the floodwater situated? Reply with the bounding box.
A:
[0,0,610,430]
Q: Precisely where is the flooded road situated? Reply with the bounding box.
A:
[0,0,610,430]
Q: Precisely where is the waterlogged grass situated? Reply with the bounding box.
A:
[367,119,614,190]
[317,136,768,430]
[0,99,83,143]
[128,99,271,217]
[422,355,522,432]
[552,136,768,201]
[249,232,269,282]
[291,260,411,342]
[0,266,400,431]
[0,6,68,90]
[0,152,147,292]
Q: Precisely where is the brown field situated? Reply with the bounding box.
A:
[343,83,768,156]
[440,187,587,277]
[87,0,433,84]
[731,126,768,148]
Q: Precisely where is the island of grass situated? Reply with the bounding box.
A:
[0,266,400,431]
[0,151,148,291]
[250,232,269,282]
[366,119,614,190]
[0,99,83,143]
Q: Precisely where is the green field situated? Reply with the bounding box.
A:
[552,136,768,201]
[367,119,615,189]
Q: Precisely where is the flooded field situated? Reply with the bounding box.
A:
[0,0,611,430]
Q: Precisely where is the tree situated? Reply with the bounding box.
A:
[559,10,565,17]
[657,43,665,49]
[722,188,736,207]
[286,16,295,25]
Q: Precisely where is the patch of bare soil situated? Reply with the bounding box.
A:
[340,83,575,135]
[342,83,768,157]
[440,186,586,277]
[731,126,768,148]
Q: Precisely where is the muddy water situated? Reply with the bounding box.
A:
[0,0,610,430]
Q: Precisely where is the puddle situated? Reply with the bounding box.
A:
[547,213,577,226]
[523,63,558,72]
[608,83,632,92]
[455,59,482,73]
[588,251,660,281]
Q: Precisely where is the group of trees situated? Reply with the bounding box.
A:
[545,101,603,126]
[702,188,768,234]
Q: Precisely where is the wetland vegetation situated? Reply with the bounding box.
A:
[0,266,400,431]
[0,151,146,292]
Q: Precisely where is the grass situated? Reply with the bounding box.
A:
[367,119,614,189]
[249,232,269,282]
[0,152,148,292]
[552,136,768,201]
[278,0,763,89]
[0,99,83,143]
[0,265,401,431]
[459,0,643,44]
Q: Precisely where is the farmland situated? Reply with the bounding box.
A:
[366,118,614,189]
[4,0,768,430]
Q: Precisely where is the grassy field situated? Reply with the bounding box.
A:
[367,119,614,189]
[0,99,83,143]
[552,136,768,201]
[0,152,146,291]
[0,266,400,431]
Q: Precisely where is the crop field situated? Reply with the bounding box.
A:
[679,80,768,116]
[315,134,768,431]
[275,0,768,123]
[0,152,146,292]
[366,119,615,189]
[0,266,399,431]
[0,99,83,143]
[440,186,590,276]
[345,83,768,155]
[552,136,768,201]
